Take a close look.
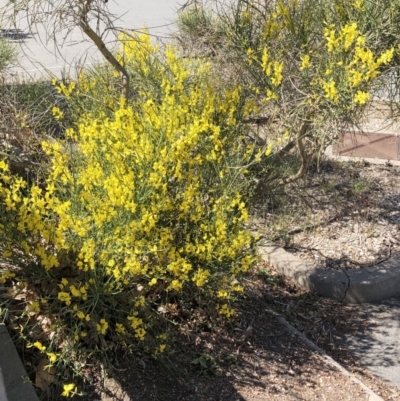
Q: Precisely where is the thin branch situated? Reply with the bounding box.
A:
[276,124,310,186]
[78,18,130,100]
[254,119,312,191]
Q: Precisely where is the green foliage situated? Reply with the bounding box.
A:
[0,37,16,71]
[0,78,69,190]
[191,353,220,375]
[4,79,67,135]
[177,3,217,37]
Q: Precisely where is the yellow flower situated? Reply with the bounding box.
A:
[148,277,157,286]
[266,90,278,101]
[348,69,363,87]
[299,54,310,70]
[377,48,394,65]
[324,28,339,52]
[51,106,64,121]
[265,143,273,156]
[47,352,58,364]
[271,61,284,86]
[128,316,143,329]
[61,383,77,397]
[354,90,371,105]
[353,0,364,9]
[58,291,71,306]
[322,81,339,103]
[192,269,210,287]
[96,318,109,335]
[219,304,235,318]
[246,47,255,65]
[261,48,269,72]
[32,341,46,352]
[116,323,126,335]
[134,296,146,307]
[69,285,81,297]
[59,278,68,289]
[27,301,40,314]
[0,160,8,171]
[135,327,146,341]
[356,36,366,46]
[341,23,358,51]
[169,280,183,291]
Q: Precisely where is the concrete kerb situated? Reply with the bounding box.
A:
[260,243,400,304]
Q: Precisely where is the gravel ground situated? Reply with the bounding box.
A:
[252,159,400,271]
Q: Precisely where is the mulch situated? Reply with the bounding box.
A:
[81,266,400,401]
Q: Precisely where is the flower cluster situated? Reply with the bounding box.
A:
[211,0,398,164]
[319,22,394,105]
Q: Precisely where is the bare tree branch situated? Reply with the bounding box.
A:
[2,0,130,99]
[78,19,130,99]
[276,122,311,186]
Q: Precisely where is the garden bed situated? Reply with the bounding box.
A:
[81,267,400,401]
[251,159,400,271]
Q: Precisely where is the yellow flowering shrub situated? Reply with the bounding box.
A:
[0,33,257,392]
[180,0,399,185]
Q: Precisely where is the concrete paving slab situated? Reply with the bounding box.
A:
[0,325,39,401]
[340,296,400,390]
[334,131,398,160]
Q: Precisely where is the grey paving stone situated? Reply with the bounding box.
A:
[340,297,400,390]
[0,325,39,401]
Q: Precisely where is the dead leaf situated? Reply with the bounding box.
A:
[35,358,55,391]
[157,305,168,314]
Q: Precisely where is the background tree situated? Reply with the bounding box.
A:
[176,0,400,190]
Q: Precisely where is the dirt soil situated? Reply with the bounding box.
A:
[77,267,400,401]
[252,159,400,270]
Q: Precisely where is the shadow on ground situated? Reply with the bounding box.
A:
[77,269,399,401]
[246,157,400,392]
[338,297,400,389]
[0,28,33,42]
[255,273,400,395]
[250,158,400,251]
